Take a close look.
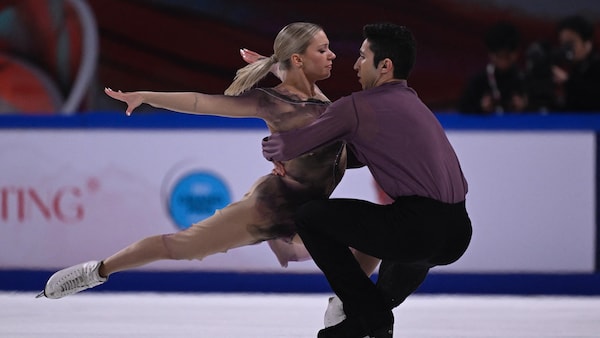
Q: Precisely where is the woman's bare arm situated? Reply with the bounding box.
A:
[105,87,257,118]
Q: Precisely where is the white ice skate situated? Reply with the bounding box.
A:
[36,261,107,299]
[324,295,346,327]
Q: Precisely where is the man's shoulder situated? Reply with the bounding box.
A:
[330,92,357,107]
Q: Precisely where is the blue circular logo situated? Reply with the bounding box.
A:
[167,171,231,230]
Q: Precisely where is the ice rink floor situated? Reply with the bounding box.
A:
[2,291,600,338]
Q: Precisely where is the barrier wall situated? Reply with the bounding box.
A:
[1,113,600,294]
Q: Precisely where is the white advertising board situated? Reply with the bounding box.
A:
[0,129,595,273]
[439,131,596,273]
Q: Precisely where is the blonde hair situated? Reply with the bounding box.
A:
[224,22,323,96]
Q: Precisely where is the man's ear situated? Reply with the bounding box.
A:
[380,58,392,72]
[583,40,593,55]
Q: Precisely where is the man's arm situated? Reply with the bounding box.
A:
[262,97,356,161]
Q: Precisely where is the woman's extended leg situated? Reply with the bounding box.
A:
[98,235,171,277]
[39,184,269,299]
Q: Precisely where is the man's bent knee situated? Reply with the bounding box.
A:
[294,199,328,231]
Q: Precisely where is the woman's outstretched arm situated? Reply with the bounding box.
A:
[104,87,257,118]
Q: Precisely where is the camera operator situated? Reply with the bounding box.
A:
[458,22,528,115]
[552,15,600,112]
[524,40,559,112]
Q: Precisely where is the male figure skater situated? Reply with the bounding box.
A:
[263,22,472,338]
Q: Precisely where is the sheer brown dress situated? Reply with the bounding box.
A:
[162,87,347,267]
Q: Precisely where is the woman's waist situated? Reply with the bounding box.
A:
[285,152,346,184]
[285,141,346,170]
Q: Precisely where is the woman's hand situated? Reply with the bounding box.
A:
[240,48,286,82]
[104,87,143,116]
[271,161,286,176]
[240,48,266,64]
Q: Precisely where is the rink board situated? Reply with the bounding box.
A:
[0,113,599,294]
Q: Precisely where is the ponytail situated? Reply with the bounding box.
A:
[224,55,278,96]
[224,22,322,96]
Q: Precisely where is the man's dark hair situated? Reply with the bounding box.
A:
[557,15,594,42]
[484,22,520,53]
[363,22,416,79]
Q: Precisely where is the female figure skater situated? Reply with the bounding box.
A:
[37,23,379,306]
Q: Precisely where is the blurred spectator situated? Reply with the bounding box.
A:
[458,22,528,115]
[551,15,600,112]
[523,39,558,113]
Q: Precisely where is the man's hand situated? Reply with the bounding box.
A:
[511,94,528,112]
[480,94,494,113]
[552,65,569,84]
[262,136,278,161]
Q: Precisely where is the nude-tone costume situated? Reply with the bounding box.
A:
[162,88,347,266]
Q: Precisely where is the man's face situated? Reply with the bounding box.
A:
[353,39,380,90]
[559,29,592,62]
[489,50,518,71]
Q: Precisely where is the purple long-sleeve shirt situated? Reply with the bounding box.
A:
[262,80,468,204]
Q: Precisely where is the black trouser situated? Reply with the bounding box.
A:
[295,195,472,319]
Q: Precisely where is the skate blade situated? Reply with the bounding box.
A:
[35,290,46,298]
